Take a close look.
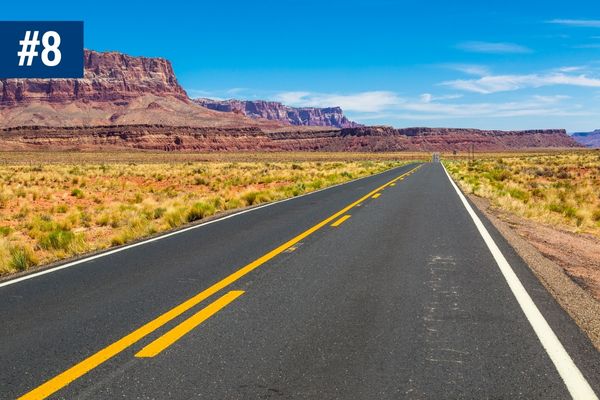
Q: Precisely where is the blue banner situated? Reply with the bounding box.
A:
[0,21,83,78]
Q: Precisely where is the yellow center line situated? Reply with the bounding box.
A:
[18,164,420,400]
[372,193,381,199]
[390,183,395,186]
[331,215,351,227]
[136,291,244,358]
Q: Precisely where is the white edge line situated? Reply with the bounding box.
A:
[442,163,597,400]
[0,163,417,289]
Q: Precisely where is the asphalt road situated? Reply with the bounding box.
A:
[1,162,599,399]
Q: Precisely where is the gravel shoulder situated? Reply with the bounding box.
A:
[468,194,600,350]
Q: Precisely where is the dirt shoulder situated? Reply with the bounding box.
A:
[468,195,600,350]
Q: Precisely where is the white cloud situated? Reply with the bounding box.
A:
[556,66,587,72]
[456,41,532,54]
[388,95,584,119]
[441,64,491,76]
[441,72,600,94]
[273,91,402,113]
[186,89,224,100]
[420,93,463,103]
[547,19,600,28]
[271,90,586,121]
[530,95,571,103]
[274,91,313,105]
[226,87,248,95]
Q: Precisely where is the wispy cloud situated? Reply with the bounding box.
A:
[419,93,463,102]
[270,90,586,121]
[555,66,587,72]
[444,64,491,76]
[456,41,532,54]
[395,95,582,119]
[186,89,224,100]
[573,43,600,49]
[274,91,402,113]
[547,19,600,28]
[530,94,571,103]
[441,72,600,94]
[225,87,248,95]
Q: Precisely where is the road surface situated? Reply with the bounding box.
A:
[1,162,599,399]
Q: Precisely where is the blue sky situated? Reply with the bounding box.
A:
[4,0,600,131]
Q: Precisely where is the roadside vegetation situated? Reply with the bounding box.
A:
[445,151,600,236]
[0,153,415,275]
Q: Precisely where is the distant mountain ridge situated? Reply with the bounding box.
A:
[0,125,582,152]
[571,130,600,148]
[193,98,361,128]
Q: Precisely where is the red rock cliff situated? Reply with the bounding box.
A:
[0,50,188,104]
[194,98,360,128]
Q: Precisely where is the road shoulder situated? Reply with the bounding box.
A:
[467,194,600,350]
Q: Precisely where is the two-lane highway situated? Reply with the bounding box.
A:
[1,162,599,399]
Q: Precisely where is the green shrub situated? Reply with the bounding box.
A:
[507,188,530,202]
[531,188,545,199]
[548,203,577,218]
[186,202,216,222]
[39,228,77,250]
[9,246,37,271]
[486,169,511,182]
[242,191,258,205]
[153,207,166,219]
[71,188,84,198]
[165,209,186,228]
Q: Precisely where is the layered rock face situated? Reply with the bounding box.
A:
[571,130,600,148]
[0,50,188,104]
[0,50,283,129]
[0,125,582,152]
[194,99,360,128]
[332,126,581,150]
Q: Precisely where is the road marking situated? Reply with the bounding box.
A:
[0,164,417,289]
[442,163,598,400]
[390,183,396,186]
[18,165,420,400]
[372,193,381,199]
[136,291,244,358]
[331,215,351,227]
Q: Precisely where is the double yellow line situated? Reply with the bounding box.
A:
[18,164,420,400]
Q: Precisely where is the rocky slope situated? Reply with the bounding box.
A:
[571,130,600,148]
[0,125,582,152]
[0,50,281,129]
[194,99,360,128]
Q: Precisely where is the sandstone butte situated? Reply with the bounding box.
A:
[0,49,583,151]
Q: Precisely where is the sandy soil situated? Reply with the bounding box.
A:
[514,222,600,300]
